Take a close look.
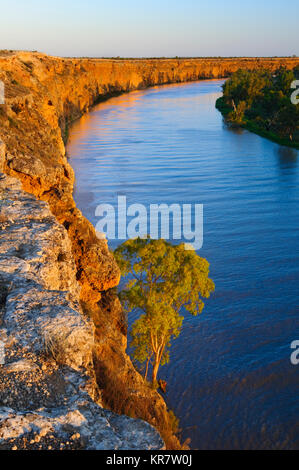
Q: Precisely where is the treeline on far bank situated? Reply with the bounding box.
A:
[216,66,299,148]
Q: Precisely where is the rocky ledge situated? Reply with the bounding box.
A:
[0,170,163,450]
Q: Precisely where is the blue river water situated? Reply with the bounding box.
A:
[67,80,299,449]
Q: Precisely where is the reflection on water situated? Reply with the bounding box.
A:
[67,80,299,450]
[277,146,298,167]
[224,124,246,136]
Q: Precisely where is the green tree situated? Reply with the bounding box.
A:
[114,238,215,384]
[218,65,299,147]
[274,100,299,141]
[228,100,247,125]
[274,67,295,95]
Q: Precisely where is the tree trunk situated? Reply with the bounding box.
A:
[152,358,160,384]
[144,355,151,381]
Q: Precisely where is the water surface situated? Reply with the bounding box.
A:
[67,80,299,450]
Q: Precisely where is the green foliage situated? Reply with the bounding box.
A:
[114,238,214,383]
[217,66,299,147]
[223,69,272,107]
[228,100,247,125]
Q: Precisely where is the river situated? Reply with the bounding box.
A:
[67,79,298,450]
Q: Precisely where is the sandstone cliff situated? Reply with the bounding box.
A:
[0,51,298,449]
[0,168,163,450]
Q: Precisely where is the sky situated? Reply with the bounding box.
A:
[0,0,298,58]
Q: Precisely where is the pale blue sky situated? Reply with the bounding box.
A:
[0,0,298,57]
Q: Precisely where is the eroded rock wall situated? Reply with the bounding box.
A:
[0,169,163,450]
[0,52,298,449]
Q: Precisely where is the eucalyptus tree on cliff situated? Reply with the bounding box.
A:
[114,238,214,385]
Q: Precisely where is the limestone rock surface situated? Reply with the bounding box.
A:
[0,172,163,450]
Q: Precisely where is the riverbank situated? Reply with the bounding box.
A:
[216,97,299,149]
[1,51,299,449]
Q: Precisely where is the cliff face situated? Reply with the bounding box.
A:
[0,168,163,450]
[0,51,298,449]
